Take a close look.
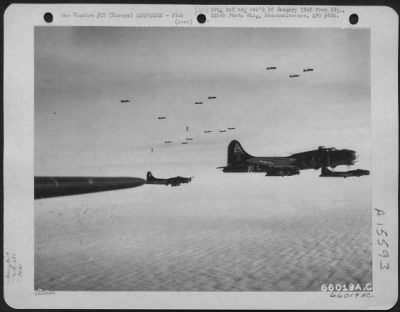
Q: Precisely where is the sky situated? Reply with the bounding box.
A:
[35,27,370,177]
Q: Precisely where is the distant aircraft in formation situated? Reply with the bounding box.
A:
[289,74,300,78]
[146,171,193,187]
[204,130,212,133]
[227,127,236,130]
[120,100,131,103]
[217,140,369,177]
[266,66,277,70]
[186,137,193,141]
[303,68,314,72]
[219,130,227,133]
[195,102,203,104]
[164,141,172,144]
[208,96,217,99]
[181,142,189,144]
[158,116,167,120]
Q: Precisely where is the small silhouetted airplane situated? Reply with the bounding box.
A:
[219,130,227,133]
[181,142,189,144]
[186,137,193,141]
[303,68,314,72]
[320,167,369,178]
[195,101,203,104]
[266,66,277,70]
[204,130,212,133]
[120,99,131,103]
[208,96,217,99]
[290,74,300,78]
[146,171,193,187]
[217,140,368,177]
[227,127,236,130]
[158,116,167,120]
[164,141,172,144]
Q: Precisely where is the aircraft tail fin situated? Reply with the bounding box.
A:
[227,140,253,165]
[146,171,154,181]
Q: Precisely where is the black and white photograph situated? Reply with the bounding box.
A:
[34,26,372,291]
[3,4,398,310]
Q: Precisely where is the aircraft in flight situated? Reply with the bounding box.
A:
[217,140,368,177]
[266,66,277,70]
[35,176,145,199]
[320,167,369,178]
[120,99,131,103]
[195,101,203,104]
[303,68,314,72]
[227,127,236,130]
[164,140,172,144]
[219,130,227,133]
[186,137,193,141]
[289,74,300,78]
[204,130,212,133]
[181,142,189,144]
[208,96,217,99]
[146,171,193,187]
[158,116,167,120]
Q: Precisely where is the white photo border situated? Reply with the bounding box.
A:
[3,4,398,309]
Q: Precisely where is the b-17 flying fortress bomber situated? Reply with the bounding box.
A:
[320,167,370,178]
[146,171,193,187]
[217,140,369,177]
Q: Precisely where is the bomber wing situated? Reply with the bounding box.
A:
[246,157,297,168]
[35,176,145,199]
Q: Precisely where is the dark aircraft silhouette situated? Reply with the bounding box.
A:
[219,130,227,133]
[120,100,131,103]
[35,176,145,199]
[303,68,314,72]
[146,171,193,187]
[158,117,167,120]
[320,167,369,178]
[164,141,172,144]
[290,74,300,78]
[217,140,367,177]
[266,66,277,70]
[208,96,217,99]
[181,142,189,144]
[195,101,203,104]
[186,137,193,141]
[204,130,212,133]
[227,127,236,130]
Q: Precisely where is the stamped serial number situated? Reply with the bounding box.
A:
[321,283,372,292]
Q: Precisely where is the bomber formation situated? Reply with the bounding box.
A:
[36,64,369,199]
[217,140,369,178]
[266,65,314,78]
[35,139,369,199]
[156,94,236,147]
